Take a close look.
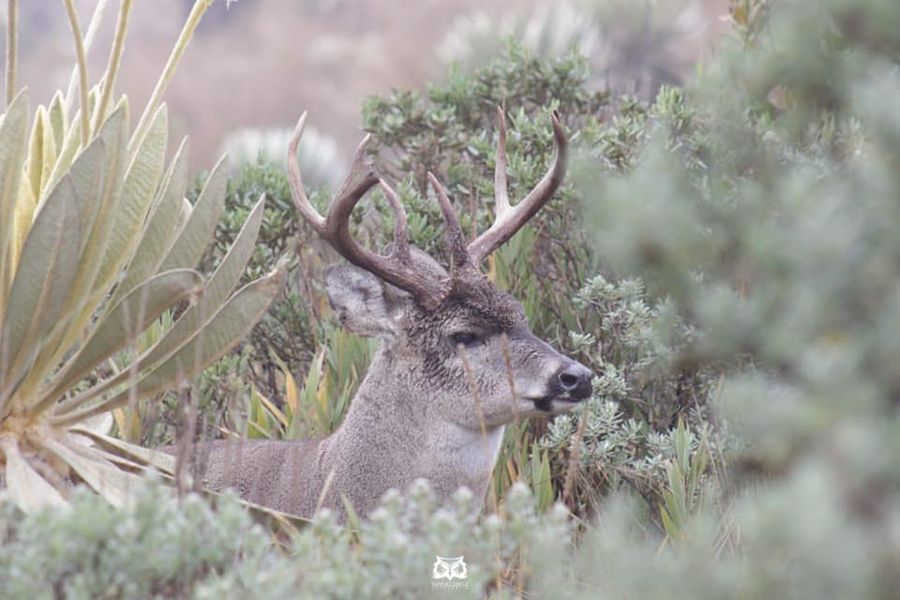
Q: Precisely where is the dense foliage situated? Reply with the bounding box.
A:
[0,481,566,599]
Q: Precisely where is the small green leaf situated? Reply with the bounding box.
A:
[48,91,66,151]
[94,104,168,291]
[157,155,228,272]
[26,106,47,199]
[0,91,31,309]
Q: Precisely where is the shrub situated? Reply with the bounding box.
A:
[0,0,284,512]
[0,483,275,599]
[554,0,900,594]
[0,480,568,599]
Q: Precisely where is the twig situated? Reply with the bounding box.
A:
[62,0,90,145]
[562,403,588,506]
[500,334,523,458]
[92,0,132,131]
[173,383,198,497]
[5,0,17,106]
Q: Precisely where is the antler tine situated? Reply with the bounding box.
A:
[289,112,450,308]
[320,132,380,238]
[467,111,568,265]
[427,172,470,272]
[288,111,326,231]
[378,179,411,262]
[494,106,512,217]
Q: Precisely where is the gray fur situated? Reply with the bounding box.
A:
[191,252,592,519]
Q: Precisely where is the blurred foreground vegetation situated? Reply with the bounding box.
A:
[5,0,900,597]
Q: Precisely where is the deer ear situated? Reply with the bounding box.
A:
[325,265,405,337]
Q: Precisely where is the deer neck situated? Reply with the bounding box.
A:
[325,346,504,505]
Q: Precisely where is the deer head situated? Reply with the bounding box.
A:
[287,108,592,432]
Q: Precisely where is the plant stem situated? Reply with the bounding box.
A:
[562,403,588,505]
[93,0,132,132]
[62,0,90,146]
[130,0,215,154]
[63,0,111,117]
[5,0,17,106]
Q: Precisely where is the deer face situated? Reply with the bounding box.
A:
[326,250,593,430]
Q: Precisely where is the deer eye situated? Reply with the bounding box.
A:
[449,332,482,348]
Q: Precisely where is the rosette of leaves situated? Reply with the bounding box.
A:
[0,0,285,513]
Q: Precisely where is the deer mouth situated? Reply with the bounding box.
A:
[532,394,584,413]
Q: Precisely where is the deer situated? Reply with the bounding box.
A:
[187,108,593,520]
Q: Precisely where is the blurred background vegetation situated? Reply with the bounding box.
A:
[8,0,900,597]
[0,0,727,169]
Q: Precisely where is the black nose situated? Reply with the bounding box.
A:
[557,362,593,400]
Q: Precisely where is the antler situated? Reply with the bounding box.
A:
[288,112,449,307]
[288,109,567,306]
[466,108,568,265]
